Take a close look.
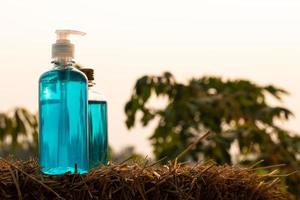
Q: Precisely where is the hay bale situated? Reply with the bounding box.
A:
[0,159,290,200]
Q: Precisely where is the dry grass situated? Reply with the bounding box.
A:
[0,158,291,200]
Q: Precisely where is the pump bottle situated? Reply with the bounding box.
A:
[39,30,89,175]
[80,68,108,168]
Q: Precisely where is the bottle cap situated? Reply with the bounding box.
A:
[52,30,86,60]
[80,68,94,81]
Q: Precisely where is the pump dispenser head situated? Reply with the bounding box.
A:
[52,29,86,62]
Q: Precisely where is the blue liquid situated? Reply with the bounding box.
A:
[88,100,108,168]
[39,68,88,175]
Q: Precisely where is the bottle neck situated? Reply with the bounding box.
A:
[52,57,75,69]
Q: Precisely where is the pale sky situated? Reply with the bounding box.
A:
[0,0,300,156]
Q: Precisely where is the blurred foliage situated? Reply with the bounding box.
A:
[0,108,38,159]
[125,72,300,197]
[110,146,145,164]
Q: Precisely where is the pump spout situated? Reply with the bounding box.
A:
[55,30,86,41]
[52,29,86,63]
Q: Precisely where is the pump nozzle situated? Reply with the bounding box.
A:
[55,30,86,41]
[52,29,86,62]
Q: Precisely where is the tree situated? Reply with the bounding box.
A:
[0,108,38,159]
[110,146,146,164]
[125,72,300,197]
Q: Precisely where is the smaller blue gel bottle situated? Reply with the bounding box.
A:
[81,68,108,168]
[39,30,89,175]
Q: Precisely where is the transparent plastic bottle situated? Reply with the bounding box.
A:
[81,68,108,168]
[39,30,89,175]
